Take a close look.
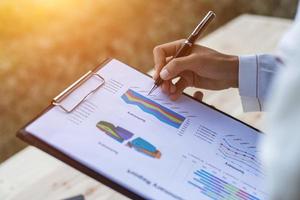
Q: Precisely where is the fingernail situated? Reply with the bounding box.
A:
[160,69,169,80]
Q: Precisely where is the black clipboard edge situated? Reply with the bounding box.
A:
[16,57,262,200]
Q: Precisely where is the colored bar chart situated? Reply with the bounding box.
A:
[127,137,161,159]
[121,89,185,128]
[188,169,260,200]
[96,121,134,143]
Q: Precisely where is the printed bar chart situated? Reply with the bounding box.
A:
[96,121,134,143]
[188,169,259,200]
[121,89,185,128]
[127,137,161,159]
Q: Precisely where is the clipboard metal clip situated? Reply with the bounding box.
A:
[52,70,105,113]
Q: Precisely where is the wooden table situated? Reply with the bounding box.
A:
[0,14,292,200]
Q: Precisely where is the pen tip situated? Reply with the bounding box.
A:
[147,89,153,96]
[148,85,156,96]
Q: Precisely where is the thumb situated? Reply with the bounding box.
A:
[159,55,194,80]
[193,91,204,102]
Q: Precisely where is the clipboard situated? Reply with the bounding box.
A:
[17,58,145,199]
[17,58,264,200]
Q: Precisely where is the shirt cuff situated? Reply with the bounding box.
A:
[238,55,262,112]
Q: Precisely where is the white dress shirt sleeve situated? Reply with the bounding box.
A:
[238,54,281,112]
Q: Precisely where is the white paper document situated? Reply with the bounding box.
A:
[26,59,267,200]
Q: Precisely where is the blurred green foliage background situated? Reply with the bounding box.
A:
[0,0,298,163]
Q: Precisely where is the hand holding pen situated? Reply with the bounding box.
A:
[150,11,239,101]
[149,11,216,95]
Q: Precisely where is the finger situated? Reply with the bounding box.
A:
[170,78,188,101]
[160,54,196,80]
[161,80,171,94]
[166,56,173,63]
[170,82,176,94]
[153,56,173,80]
[153,40,184,78]
[153,39,185,68]
[153,71,159,80]
[193,91,204,102]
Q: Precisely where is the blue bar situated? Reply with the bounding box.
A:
[192,170,260,200]
[197,170,229,185]
[188,181,218,200]
[189,180,225,199]
[194,175,231,196]
[195,171,228,190]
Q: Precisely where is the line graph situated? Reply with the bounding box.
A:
[217,134,263,177]
[121,89,185,128]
